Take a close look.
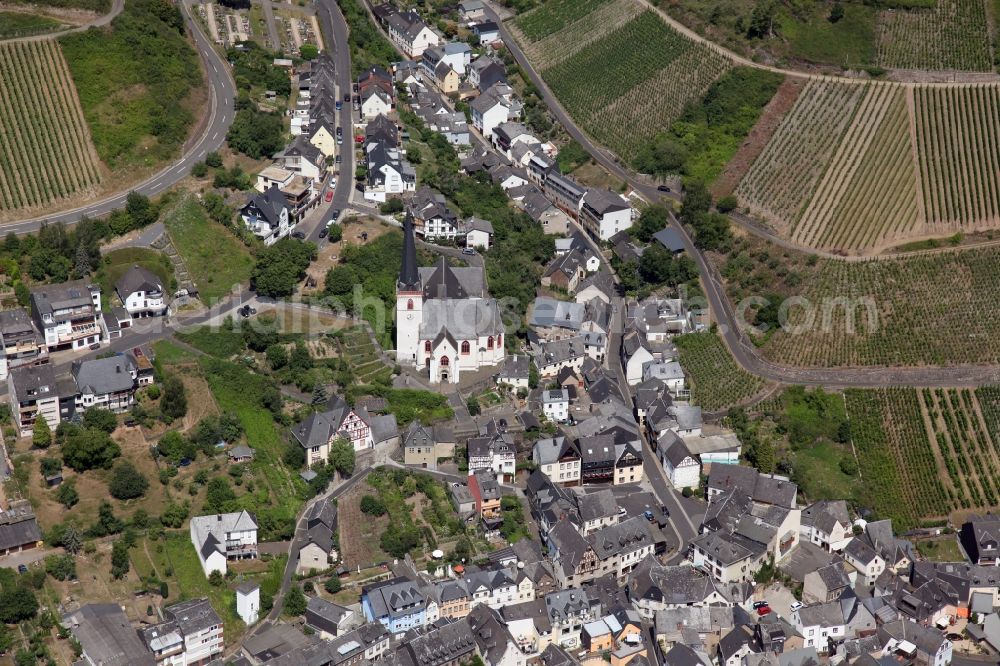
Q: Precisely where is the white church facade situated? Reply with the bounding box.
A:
[396,214,505,384]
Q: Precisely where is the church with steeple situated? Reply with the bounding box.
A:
[396,214,506,384]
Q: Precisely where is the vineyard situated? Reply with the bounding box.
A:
[735,78,1000,253]
[0,39,103,218]
[717,234,1000,368]
[845,388,949,529]
[875,0,992,72]
[674,330,765,411]
[513,0,732,162]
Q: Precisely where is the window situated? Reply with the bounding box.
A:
[407,299,414,310]
[424,340,431,353]
[487,336,494,349]
[440,356,450,367]
[497,334,502,348]
[461,341,470,354]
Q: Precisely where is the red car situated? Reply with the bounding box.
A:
[756,606,772,616]
[325,190,334,203]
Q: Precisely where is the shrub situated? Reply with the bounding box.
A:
[324,576,342,593]
[109,461,149,500]
[360,495,387,516]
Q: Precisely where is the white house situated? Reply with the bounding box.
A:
[189,511,259,576]
[290,395,374,464]
[0,308,45,382]
[659,432,700,490]
[468,429,516,483]
[800,500,853,552]
[471,83,518,140]
[163,599,225,666]
[71,355,142,414]
[240,186,292,246]
[365,141,416,202]
[115,266,166,318]
[385,10,439,57]
[642,359,686,393]
[533,436,581,487]
[463,216,494,250]
[541,388,569,423]
[236,581,260,625]
[792,602,848,654]
[580,188,633,241]
[361,87,393,120]
[30,279,102,352]
[843,537,886,586]
[623,337,655,386]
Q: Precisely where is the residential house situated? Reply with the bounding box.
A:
[274,135,325,181]
[522,189,570,235]
[877,619,952,666]
[115,266,167,317]
[580,188,633,241]
[472,20,500,44]
[497,354,531,389]
[469,55,507,92]
[421,41,472,78]
[627,558,725,619]
[962,515,1000,566]
[0,308,45,381]
[298,497,338,575]
[63,604,157,666]
[361,86,393,119]
[800,500,852,552]
[548,516,655,588]
[30,279,102,351]
[8,363,65,437]
[791,596,876,654]
[544,589,597,650]
[459,0,485,20]
[544,171,586,218]
[71,354,144,413]
[189,510,258,576]
[0,502,42,557]
[471,82,519,139]
[162,598,225,665]
[467,428,516,483]
[576,273,615,305]
[843,536,886,587]
[403,421,455,468]
[542,388,570,423]
[362,576,428,635]
[470,469,503,527]
[802,563,852,604]
[365,139,416,202]
[706,465,798,508]
[463,216,494,249]
[291,395,373,465]
[240,185,293,245]
[384,8,439,57]
[660,431,700,490]
[305,596,355,639]
[409,186,460,240]
[533,436,581,487]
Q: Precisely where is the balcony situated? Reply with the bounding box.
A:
[58,323,98,343]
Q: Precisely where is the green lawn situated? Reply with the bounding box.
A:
[792,440,860,503]
[176,326,246,359]
[162,534,245,637]
[0,11,64,38]
[162,196,254,303]
[96,247,175,309]
[777,3,876,68]
[916,537,965,562]
[152,339,200,366]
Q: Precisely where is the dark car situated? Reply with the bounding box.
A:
[336,126,343,136]
[178,458,192,467]
[291,230,306,239]
[344,93,351,102]
[89,342,101,350]
[319,227,329,239]
[17,565,27,574]
[331,209,341,221]
[239,304,256,318]
[752,600,770,610]
[335,154,342,164]
[335,100,342,110]
[657,184,671,192]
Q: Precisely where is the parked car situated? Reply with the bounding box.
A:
[17,565,27,574]
[790,602,803,612]
[336,155,342,164]
[752,601,769,610]
[336,126,343,136]
[344,93,351,102]
[335,100,342,110]
[291,230,306,239]
[657,184,671,192]
[239,305,256,318]
[325,190,334,203]
[462,247,476,255]
[89,342,101,350]
[319,227,329,239]
[756,606,772,616]
[331,209,341,221]
[643,509,654,522]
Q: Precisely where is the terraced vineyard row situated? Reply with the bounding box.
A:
[735,79,1000,253]
[512,0,612,41]
[914,85,1000,231]
[717,235,1000,368]
[519,0,644,69]
[845,388,948,529]
[0,39,103,216]
[734,80,866,237]
[674,331,765,411]
[875,0,992,72]
[535,7,731,163]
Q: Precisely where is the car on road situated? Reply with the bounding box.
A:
[752,601,769,610]
[336,126,343,136]
[344,93,350,102]
[89,343,101,350]
[462,247,476,255]
[336,135,343,144]
[790,602,803,612]
[335,155,342,164]
[325,190,334,203]
[336,100,342,110]
[331,209,341,221]
[657,185,671,192]
[319,227,329,239]
[643,509,654,521]
[292,230,306,239]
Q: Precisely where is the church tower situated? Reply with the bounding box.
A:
[396,213,422,365]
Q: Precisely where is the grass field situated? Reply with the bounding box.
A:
[514,0,731,163]
[735,79,1000,253]
[4,0,109,10]
[674,330,765,411]
[96,247,175,309]
[876,0,992,71]
[162,196,254,303]
[0,11,65,38]
[717,233,1000,368]
[0,39,103,217]
[60,0,202,169]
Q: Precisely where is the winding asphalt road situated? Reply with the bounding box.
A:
[4,0,236,234]
[494,9,1000,389]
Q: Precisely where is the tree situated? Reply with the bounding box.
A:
[360,495,387,516]
[32,415,51,448]
[204,477,238,513]
[746,0,775,38]
[379,198,404,214]
[251,238,317,297]
[466,397,481,416]
[689,211,732,252]
[157,430,193,463]
[631,205,669,243]
[191,161,208,177]
[44,554,76,581]
[82,407,118,434]
[74,242,92,278]
[243,315,278,351]
[328,225,343,243]
[290,342,313,372]
[266,344,288,370]
[209,570,224,586]
[680,180,712,225]
[161,375,188,420]
[56,480,79,508]
[62,427,120,471]
[324,576,342,593]
[839,456,859,476]
[126,191,157,229]
[311,384,328,405]
[0,587,38,623]
[205,151,223,168]
[299,43,318,60]
[39,456,61,478]
[159,501,189,528]
[227,108,284,159]
[93,501,124,537]
[111,539,130,579]
[284,585,307,616]
[109,461,149,500]
[329,437,355,477]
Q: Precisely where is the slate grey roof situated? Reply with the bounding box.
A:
[371,414,399,445]
[419,258,485,299]
[30,278,96,317]
[0,307,35,337]
[801,500,850,534]
[0,510,42,552]
[189,511,258,557]
[576,488,618,522]
[165,598,223,637]
[661,432,695,467]
[115,265,162,298]
[362,577,426,620]
[530,297,585,330]
[652,227,686,253]
[582,188,629,215]
[63,603,156,666]
[9,363,58,400]
[72,355,136,396]
[691,530,763,566]
[797,600,846,627]
[534,436,571,465]
[499,354,529,380]
[305,596,352,634]
[630,557,719,606]
[291,396,371,449]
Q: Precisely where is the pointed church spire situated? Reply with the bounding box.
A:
[398,212,420,291]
